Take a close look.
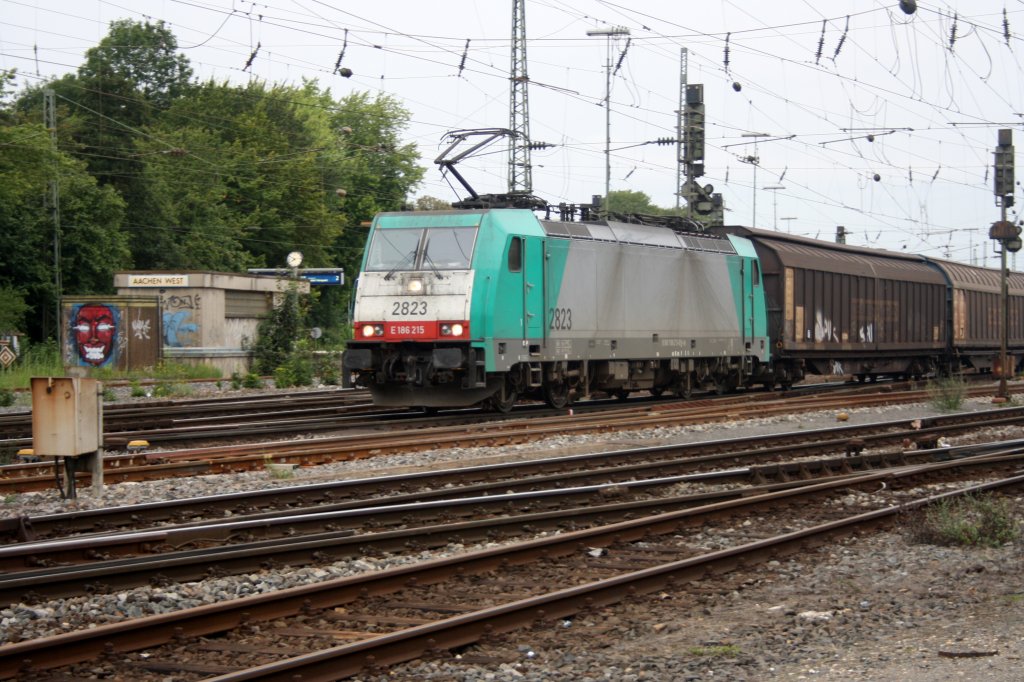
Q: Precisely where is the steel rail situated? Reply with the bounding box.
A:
[4,408,1024,540]
[208,472,1024,682]
[2,450,1020,604]
[1,457,1021,678]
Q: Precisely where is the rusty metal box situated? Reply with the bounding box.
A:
[31,377,102,456]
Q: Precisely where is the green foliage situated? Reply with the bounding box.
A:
[129,380,146,398]
[0,340,62,390]
[910,494,1020,548]
[273,365,295,389]
[605,190,685,216]
[4,20,424,346]
[0,387,14,407]
[414,195,452,210]
[253,285,305,375]
[927,376,967,411]
[243,372,263,389]
[315,354,341,385]
[150,381,193,398]
[101,387,116,402]
[0,286,29,334]
[0,122,129,339]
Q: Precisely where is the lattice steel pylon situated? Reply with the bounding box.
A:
[508,0,532,194]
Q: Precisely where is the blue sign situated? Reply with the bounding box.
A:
[301,272,343,286]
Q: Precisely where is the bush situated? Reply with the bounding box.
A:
[0,388,14,408]
[909,493,1020,548]
[927,376,967,411]
[315,354,340,385]
[230,372,243,390]
[243,372,262,389]
[273,366,294,389]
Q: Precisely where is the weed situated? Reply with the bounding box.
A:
[908,493,1020,548]
[101,387,116,402]
[129,380,147,398]
[230,372,243,390]
[273,366,295,389]
[687,645,741,658]
[927,376,967,411]
[0,387,14,408]
[243,373,262,389]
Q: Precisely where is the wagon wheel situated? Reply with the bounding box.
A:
[544,380,571,409]
[648,387,665,398]
[613,389,631,401]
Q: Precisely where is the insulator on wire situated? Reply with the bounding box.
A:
[244,42,260,71]
[1004,8,1012,47]
[334,29,348,74]
[815,20,826,64]
[458,39,470,77]
[949,12,958,50]
[899,0,917,15]
[723,33,731,73]
[833,16,849,61]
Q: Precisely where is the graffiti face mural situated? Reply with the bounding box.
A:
[72,303,118,366]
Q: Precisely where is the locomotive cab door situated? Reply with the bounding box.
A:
[523,237,545,343]
[507,236,544,343]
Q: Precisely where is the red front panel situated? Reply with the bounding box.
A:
[355,321,470,341]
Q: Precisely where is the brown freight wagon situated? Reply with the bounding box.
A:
[715,227,950,383]
[923,258,1024,375]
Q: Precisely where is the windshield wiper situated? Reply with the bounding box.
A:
[422,246,444,280]
[384,249,417,280]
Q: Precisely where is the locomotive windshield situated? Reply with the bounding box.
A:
[365,226,478,272]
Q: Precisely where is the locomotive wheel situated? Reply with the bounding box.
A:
[544,381,571,409]
[648,387,664,397]
[489,380,518,413]
[613,389,631,401]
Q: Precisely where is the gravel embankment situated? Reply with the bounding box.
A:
[2,391,1022,680]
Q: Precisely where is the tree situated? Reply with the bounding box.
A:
[606,190,682,216]
[0,122,128,340]
[328,92,424,310]
[414,196,453,210]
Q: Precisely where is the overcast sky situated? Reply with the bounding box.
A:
[3,1,1024,267]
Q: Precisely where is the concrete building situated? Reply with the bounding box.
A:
[114,271,309,375]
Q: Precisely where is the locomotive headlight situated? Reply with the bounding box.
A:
[361,324,376,338]
[407,278,424,293]
[440,323,452,336]
[450,323,464,337]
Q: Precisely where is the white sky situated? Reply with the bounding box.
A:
[3,1,1024,267]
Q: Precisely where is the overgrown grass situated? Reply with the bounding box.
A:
[0,342,63,390]
[926,375,967,411]
[0,341,221,390]
[908,493,1020,548]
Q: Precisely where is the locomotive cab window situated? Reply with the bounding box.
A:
[508,236,522,272]
[364,226,478,272]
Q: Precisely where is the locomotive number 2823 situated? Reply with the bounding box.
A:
[549,307,573,330]
[392,300,428,316]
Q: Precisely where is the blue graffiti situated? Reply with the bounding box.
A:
[163,311,198,347]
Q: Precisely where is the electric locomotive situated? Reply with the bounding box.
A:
[343,209,772,410]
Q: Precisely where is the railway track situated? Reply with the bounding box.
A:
[0,436,1020,605]
[1,382,1018,495]
[1,454,1020,680]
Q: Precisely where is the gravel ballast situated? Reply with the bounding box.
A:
[1,391,1022,680]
